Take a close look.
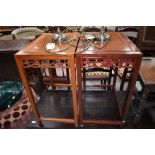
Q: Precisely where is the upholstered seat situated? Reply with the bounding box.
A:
[86,71,110,77]
[11,27,44,40]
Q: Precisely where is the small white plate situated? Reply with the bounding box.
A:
[85,34,95,40]
[46,43,55,50]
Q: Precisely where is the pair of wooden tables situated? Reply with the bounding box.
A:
[14,32,142,127]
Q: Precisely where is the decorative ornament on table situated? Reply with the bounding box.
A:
[52,27,67,43]
[75,26,111,53]
[45,43,56,51]
[93,26,111,49]
[45,27,70,54]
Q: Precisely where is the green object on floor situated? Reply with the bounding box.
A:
[0,81,24,112]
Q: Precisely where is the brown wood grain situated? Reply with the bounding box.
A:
[76,32,142,126]
[15,33,79,127]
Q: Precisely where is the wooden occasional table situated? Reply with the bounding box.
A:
[14,33,78,127]
[76,32,142,126]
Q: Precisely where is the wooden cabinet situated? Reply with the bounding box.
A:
[0,26,18,32]
[0,40,30,82]
[137,26,155,51]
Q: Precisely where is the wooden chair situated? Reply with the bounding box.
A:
[47,26,67,33]
[117,65,133,91]
[83,67,114,90]
[41,60,70,90]
[115,26,138,44]
[66,26,81,32]
[81,26,107,32]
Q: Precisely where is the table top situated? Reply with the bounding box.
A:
[140,57,155,85]
[15,33,79,57]
[76,32,142,57]
[0,40,30,52]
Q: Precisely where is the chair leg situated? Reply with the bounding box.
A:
[119,67,129,91]
[101,80,103,85]
[104,80,107,90]
[83,68,86,90]
[107,78,112,91]
[49,68,56,90]
[66,68,70,91]
[120,80,125,91]
[108,67,113,90]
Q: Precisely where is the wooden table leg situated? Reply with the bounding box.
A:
[76,56,83,126]
[15,58,43,127]
[69,57,78,127]
[49,68,56,90]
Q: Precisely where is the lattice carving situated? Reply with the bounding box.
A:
[23,60,69,68]
[81,58,135,69]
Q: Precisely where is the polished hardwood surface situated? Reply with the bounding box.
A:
[76,32,142,126]
[28,90,155,129]
[15,33,79,127]
[16,33,78,56]
[78,32,140,55]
